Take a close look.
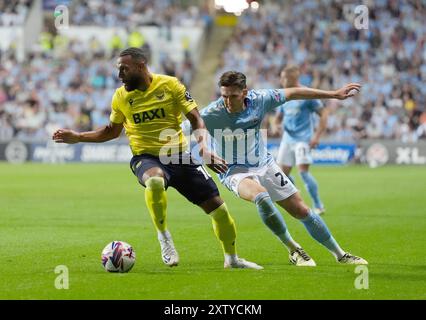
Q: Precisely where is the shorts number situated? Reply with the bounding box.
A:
[197,166,211,180]
[297,146,308,157]
[274,172,288,187]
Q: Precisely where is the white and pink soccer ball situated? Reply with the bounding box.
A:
[101,241,136,273]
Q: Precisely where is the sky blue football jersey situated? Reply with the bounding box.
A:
[183,89,287,180]
[277,99,323,143]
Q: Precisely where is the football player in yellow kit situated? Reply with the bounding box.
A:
[52,47,262,270]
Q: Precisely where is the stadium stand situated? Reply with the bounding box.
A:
[0,0,425,143]
[0,0,207,141]
[216,0,426,142]
[70,0,210,28]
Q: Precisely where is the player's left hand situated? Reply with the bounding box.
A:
[334,83,361,100]
[309,137,320,149]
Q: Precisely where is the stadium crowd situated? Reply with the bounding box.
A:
[0,0,202,141]
[70,0,211,28]
[216,0,426,142]
[1,0,425,143]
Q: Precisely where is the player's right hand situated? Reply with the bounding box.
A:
[334,83,361,100]
[52,129,80,144]
[202,151,228,174]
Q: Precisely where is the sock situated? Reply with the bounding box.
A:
[145,177,168,233]
[209,203,237,256]
[254,192,299,252]
[224,253,238,265]
[300,210,345,259]
[300,171,323,209]
[157,230,172,241]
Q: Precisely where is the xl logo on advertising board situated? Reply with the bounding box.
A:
[396,147,426,165]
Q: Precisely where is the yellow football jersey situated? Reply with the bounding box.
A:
[110,74,197,156]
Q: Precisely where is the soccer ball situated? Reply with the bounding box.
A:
[101,241,136,273]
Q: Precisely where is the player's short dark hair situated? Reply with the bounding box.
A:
[218,71,247,89]
[119,47,148,63]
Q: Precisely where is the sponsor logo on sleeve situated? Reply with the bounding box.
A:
[185,91,194,102]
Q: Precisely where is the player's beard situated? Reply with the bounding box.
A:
[123,74,142,92]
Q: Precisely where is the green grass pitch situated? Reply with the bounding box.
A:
[1,163,425,300]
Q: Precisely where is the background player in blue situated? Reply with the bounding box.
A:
[275,65,329,215]
[184,71,367,266]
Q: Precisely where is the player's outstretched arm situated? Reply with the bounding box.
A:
[284,83,361,101]
[52,122,123,144]
[185,108,228,174]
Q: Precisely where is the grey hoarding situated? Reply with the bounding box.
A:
[29,141,132,163]
[358,140,426,166]
[0,140,30,163]
[1,140,426,165]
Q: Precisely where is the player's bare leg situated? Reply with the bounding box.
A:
[199,196,263,270]
[237,178,315,267]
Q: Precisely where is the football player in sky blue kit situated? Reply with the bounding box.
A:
[275,65,328,215]
[183,71,367,266]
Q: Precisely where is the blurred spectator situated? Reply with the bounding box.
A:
[0,0,32,26]
[0,111,14,141]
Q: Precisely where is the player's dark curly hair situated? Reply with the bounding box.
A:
[218,71,247,89]
[119,47,149,63]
